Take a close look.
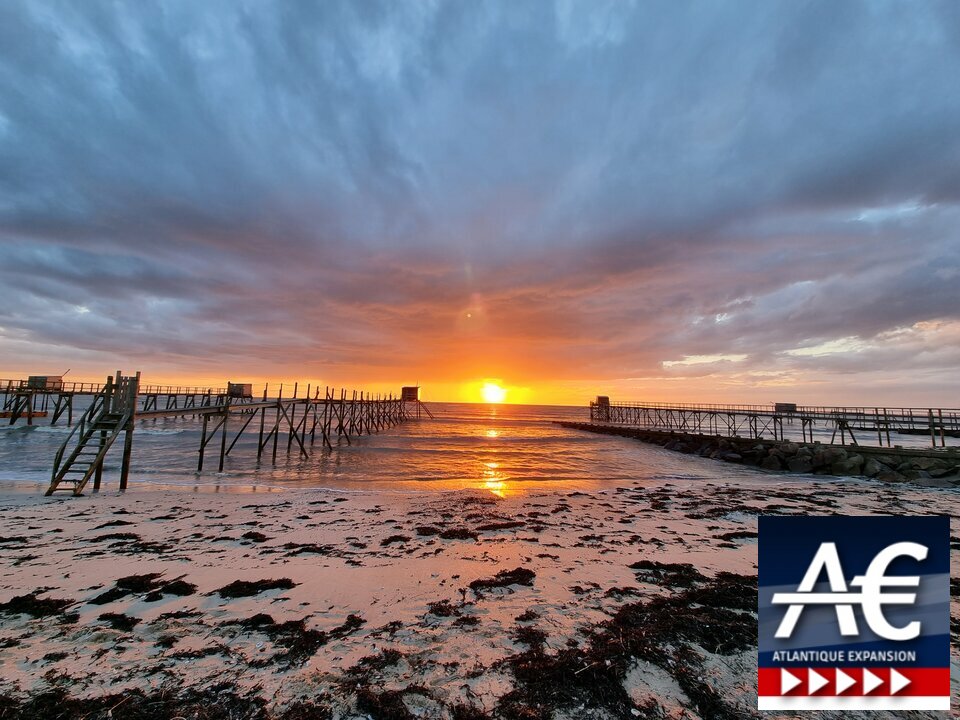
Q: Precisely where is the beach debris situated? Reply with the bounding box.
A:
[439,527,479,540]
[241,531,271,543]
[97,612,140,632]
[469,567,536,593]
[476,520,525,532]
[0,591,74,619]
[627,560,705,588]
[211,578,297,598]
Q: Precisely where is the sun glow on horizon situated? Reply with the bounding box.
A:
[480,382,507,403]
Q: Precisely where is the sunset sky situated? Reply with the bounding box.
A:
[1,2,959,406]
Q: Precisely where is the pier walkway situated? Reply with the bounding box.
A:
[589,398,960,449]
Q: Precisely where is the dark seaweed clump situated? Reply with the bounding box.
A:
[495,571,758,720]
[98,612,140,632]
[230,612,365,667]
[90,573,197,605]
[211,578,297,598]
[0,684,276,720]
[144,579,197,602]
[469,567,535,592]
[0,592,74,619]
[628,560,705,588]
[89,573,164,604]
[439,527,479,540]
[356,685,432,720]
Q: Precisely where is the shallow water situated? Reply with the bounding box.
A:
[0,402,799,495]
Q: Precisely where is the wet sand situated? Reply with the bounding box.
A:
[0,478,958,719]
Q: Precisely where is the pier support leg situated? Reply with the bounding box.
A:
[93,429,106,491]
[119,421,134,491]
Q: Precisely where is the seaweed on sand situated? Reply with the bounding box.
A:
[355,684,432,720]
[0,683,269,720]
[495,571,758,720]
[210,578,297,598]
[98,612,140,632]
[627,560,705,588]
[468,567,535,593]
[0,592,74,619]
[90,573,197,605]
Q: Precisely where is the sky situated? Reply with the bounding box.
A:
[1,1,959,406]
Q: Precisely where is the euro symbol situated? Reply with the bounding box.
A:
[771,541,926,641]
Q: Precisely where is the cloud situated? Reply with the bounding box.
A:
[0,1,958,401]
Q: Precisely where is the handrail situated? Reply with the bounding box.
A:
[591,399,960,415]
[50,380,111,484]
[1,378,226,396]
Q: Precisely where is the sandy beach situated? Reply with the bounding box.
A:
[1,478,958,719]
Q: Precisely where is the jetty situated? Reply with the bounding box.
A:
[561,397,960,484]
[585,397,960,448]
[2,372,429,496]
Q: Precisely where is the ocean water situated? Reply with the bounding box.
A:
[0,402,784,495]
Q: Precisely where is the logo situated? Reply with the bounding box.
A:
[758,516,950,711]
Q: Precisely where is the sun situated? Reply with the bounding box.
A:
[480,382,507,403]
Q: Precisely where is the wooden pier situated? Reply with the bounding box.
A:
[13,372,432,496]
[589,398,960,449]
[1,377,232,427]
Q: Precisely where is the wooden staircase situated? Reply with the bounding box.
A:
[46,372,140,496]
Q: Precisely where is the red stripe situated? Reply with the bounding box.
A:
[758,668,950,696]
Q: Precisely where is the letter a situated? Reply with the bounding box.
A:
[775,543,858,638]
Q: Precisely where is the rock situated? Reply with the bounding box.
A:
[796,446,813,457]
[913,457,943,471]
[831,455,863,476]
[862,457,886,478]
[760,455,782,471]
[930,466,959,479]
[823,447,848,464]
[780,443,800,455]
[722,452,743,463]
[877,470,906,483]
[787,457,813,473]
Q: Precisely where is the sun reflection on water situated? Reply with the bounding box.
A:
[483,480,508,498]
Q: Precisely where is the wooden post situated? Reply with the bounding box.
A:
[287,383,299,451]
[272,385,283,464]
[257,383,268,461]
[93,429,106,490]
[119,372,140,491]
[218,395,230,472]
[198,413,209,471]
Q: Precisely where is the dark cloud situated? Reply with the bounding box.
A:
[1,1,958,401]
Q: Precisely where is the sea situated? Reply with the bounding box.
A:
[0,402,802,496]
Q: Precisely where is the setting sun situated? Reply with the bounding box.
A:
[480,382,507,403]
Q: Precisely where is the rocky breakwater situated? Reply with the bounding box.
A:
[558,422,960,487]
